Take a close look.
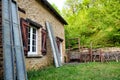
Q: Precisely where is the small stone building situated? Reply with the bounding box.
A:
[0,0,67,78]
[17,0,67,69]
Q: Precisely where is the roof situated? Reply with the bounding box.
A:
[39,0,68,25]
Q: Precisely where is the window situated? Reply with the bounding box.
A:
[28,26,37,56]
[20,18,42,57]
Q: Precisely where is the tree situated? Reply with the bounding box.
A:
[62,0,120,48]
[51,3,61,14]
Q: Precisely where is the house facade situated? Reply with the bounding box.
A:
[0,0,67,78]
[17,0,67,70]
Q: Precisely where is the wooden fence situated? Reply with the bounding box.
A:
[67,48,120,63]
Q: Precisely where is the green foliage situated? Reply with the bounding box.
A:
[28,62,120,80]
[62,0,120,48]
[51,3,61,14]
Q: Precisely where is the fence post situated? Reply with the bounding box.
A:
[90,42,93,62]
[100,49,103,62]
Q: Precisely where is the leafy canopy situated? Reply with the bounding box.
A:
[62,0,120,48]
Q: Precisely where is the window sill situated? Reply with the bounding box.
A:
[26,55,43,58]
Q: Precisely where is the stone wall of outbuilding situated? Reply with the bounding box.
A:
[17,0,66,70]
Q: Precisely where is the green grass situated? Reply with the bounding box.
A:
[28,62,120,80]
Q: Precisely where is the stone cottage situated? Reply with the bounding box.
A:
[0,0,67,78]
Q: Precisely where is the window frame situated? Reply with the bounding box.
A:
[28,26,38,56]
[20,18,42,57]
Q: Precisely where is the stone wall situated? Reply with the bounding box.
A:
[17,0,66,70]
[101,47,120,52]
[25,35,54,70]
[67,47,120,62]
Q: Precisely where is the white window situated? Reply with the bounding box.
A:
[28,26,37,56]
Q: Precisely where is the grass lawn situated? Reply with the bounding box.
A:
[28,62,120,80]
